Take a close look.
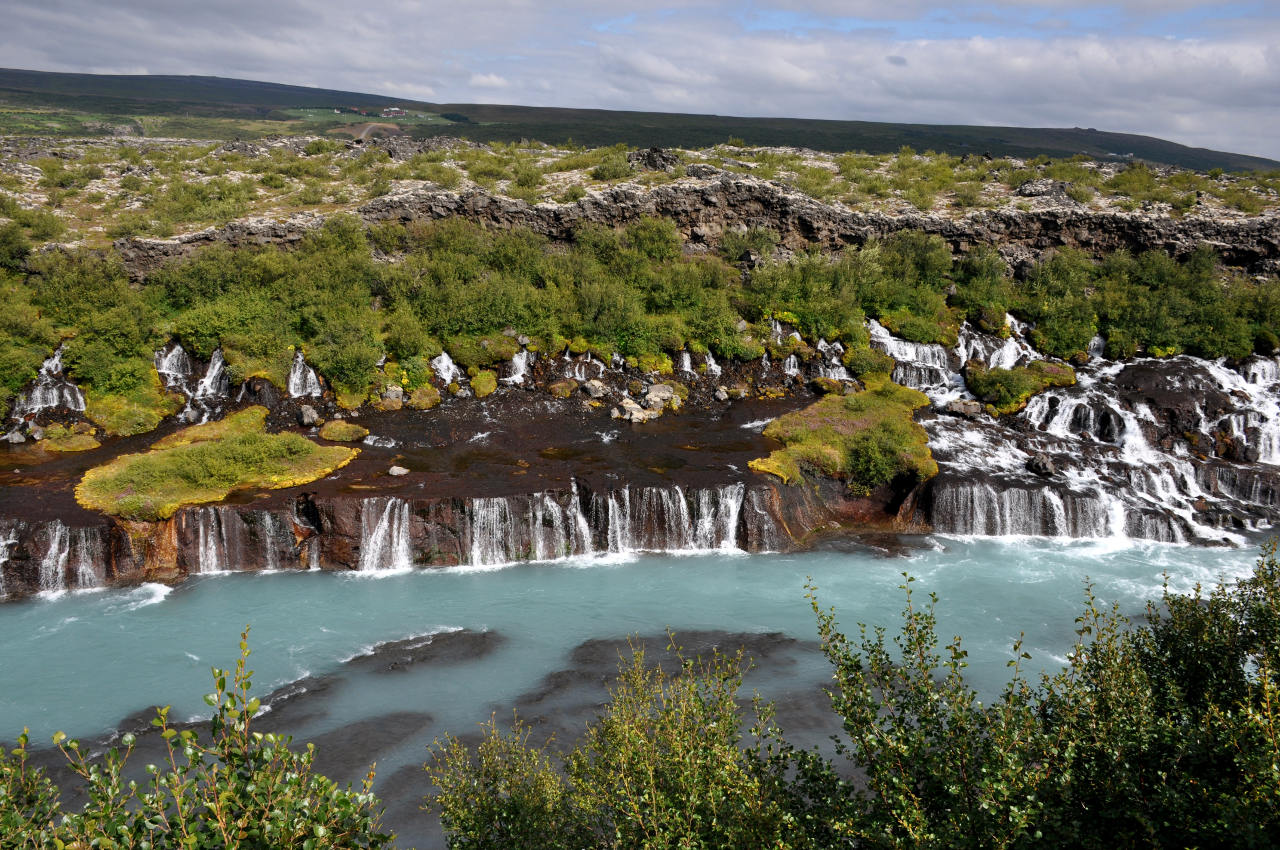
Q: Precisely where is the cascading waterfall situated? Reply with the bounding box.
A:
[867,319,953,396]
[431,352,462,387]
[13,347,85,418]
[0,527,15,599]
[469,498,517,565]
[782,355,800,378]
[679,351,696,376]
[567,354,605,381]
[72,528,102,589]
[287,351,323,398]
[156,345,228,423]
[38,522,69,593]
[705,352,722,378]
[816,339,851,381]
[154,344,192,390]
[194,507,226,574]
[358,498,412,571]
[502,349,533,384]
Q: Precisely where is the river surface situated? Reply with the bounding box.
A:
[0,536,1262,846]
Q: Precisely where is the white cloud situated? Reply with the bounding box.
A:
[1,1,1277,159]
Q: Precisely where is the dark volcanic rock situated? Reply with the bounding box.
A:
[113,176,1280,280]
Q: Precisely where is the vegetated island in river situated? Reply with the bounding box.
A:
[1,134,1280,597]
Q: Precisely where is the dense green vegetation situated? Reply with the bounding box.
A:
[0,216,1276,426]
[76,407,357,519]
[428,546,1280,849]
[750,375,937,493]
[0,629,391,847]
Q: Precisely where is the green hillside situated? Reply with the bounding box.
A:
[0,68,1276,172]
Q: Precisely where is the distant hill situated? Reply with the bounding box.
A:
[1,68,1276,172]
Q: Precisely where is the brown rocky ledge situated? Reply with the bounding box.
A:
[112,175,1280,280]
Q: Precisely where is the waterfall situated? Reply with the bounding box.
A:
[744,489,784,552]
[782,355,800,378]
[680,350,695,376]
[13,347,85,418]
[0,526,15,599]
[868,319,953,397]
[193,507,226,574]
[154,344,192,390]
[1088,334,1107,360]
[358,498,412,571]
[606,488,633,553]
[287,351,323,398]
[469,498,517,565]
[39,521,69,593]
[816,339,852,381]
[502,349,533,384]
[431,352,461,386]
[568,354,604,381]
[569,479,594,557]
[956,319,1041,370]
[705,352,722,378]
[72,528,102,589]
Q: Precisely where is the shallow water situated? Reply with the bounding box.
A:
[0,536,1261,846]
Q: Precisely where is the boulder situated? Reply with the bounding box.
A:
[407,386,441,410]
[946,399,984,418]
[1027,452,1057,477]
[583,379,608,399]
[388,465,410,477]
[644,384,676,410]
[714,387,730,402]
[549,379,578,399]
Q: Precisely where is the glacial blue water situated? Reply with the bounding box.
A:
[0,536,1259,745]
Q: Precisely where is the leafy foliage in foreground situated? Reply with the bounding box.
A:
[430,545,1280,849]
[0,629,392,848]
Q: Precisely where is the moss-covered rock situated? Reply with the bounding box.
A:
[549,378,578,399]
[964,360,1076,416]
[408,385,442,410]
[472,370,498,398]
[749,376,936,495]
[41,423,100,452]
[319,420,369,442]
[810,376,845,395]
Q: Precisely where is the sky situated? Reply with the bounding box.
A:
[4,1,1280,159]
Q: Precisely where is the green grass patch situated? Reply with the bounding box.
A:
[84,369,184,436]
[964,360,1076,416]
[750,376,936,494]
[77,408,356,520]
[40,423,99,452]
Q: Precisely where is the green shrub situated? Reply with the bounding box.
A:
[0,630,392,847]
[965,360,1076,415]
[589,153,632,181]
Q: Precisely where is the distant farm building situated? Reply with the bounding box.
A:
[381,107,407,118]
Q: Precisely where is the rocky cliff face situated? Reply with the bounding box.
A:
[112,174,1280,279]
[1,476,920,600]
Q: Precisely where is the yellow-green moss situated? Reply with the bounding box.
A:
[408,385,441,409]
[751,376,936,494]
[77,413,357,520]
[472,370,498,398]
[153,406,268,450]
[84,369,184,436]
[965,360,1076,416]
[548,378,578,399]
[40,424,100,452]
[318,420,369,442]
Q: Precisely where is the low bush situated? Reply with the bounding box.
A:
[965,360,1076,415]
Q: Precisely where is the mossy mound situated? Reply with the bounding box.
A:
[40,423,99,452]
[965,360,1076,416]
[549,379,578,399]
[408,385,441,410]
[318,420,369,442]
[84,370,184,436]
[471,370,498,398]
[749,376,936,494]
[77,408,356,520]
